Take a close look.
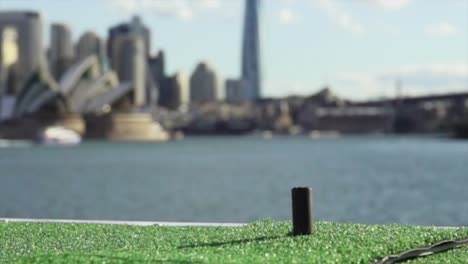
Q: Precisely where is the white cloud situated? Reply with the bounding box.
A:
[109,0,223,21]
[279,8,301,25]
[109,0,411,26]
[425,22,459,38]
[199,0,222,9]
[389,64,468,77]
[308,0,413,34]
[377,0,411,10]
[312,0,365,34]
[263,63,467,99]
[363,0,412,10]
[335,72,384,99]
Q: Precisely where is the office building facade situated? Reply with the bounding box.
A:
[108,16,156,108]
[108,16,150,62]
[149,50,165,82]
[112,34,146,108]
[159,71,188,110]
[0,11,43,95]
[225,78,244,103]
[76,31,105,69]
[49,23,74,80]
[190,62,220,104]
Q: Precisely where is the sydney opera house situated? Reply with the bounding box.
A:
[0,0,264,140]
[0,12,168,141]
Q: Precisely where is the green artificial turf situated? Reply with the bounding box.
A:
[1,220,467,263]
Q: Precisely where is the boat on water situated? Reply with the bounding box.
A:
[36,126,81,145]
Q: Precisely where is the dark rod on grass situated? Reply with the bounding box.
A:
[292,187,313,235]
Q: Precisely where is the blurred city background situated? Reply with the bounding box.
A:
[0,0,467,226]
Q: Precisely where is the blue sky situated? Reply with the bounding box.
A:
[1,0,467,100]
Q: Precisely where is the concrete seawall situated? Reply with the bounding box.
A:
[0,218,246,227]
[0,218,459,229]
[85,113,169,141]
[0,113,169,141]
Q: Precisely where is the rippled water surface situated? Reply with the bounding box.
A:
[0,136,467,226]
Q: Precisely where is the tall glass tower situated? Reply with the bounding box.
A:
[241,0,261,101]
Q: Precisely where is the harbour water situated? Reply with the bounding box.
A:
[0,135,466,226]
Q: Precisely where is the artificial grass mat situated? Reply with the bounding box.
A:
[1,220,467,263]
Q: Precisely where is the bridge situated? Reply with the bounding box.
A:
[355,92,468,110]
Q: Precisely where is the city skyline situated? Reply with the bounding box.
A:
[1,0,467,100]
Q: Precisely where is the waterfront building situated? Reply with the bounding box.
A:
[112,33,146,108]
[241,0,261,101]
[297,106,394,134]
[149,50,166,83]
[190,62,220,104]
[0,11,43,95]
[225,79,244,103]
[49,23,74,80]
[0,27,18,92]
[0,27,19,120]
[159,71,189,110]
[148,51,167,106]
[76,31,105,70]
[0,27,18,69]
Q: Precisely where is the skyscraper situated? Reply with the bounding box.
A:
[0,28,18,90]
[108,16,151,62]
[49,23,74,80]
[108,16,156,108]
[159,71,188,110]
[241,0,261,101]
[0,28,18,68]
[112,34,146,108]
[0,11,43,95]
[0,27,19,119]
[225,79,243,103]
[149,50,166,83]
[190,62,220,104]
